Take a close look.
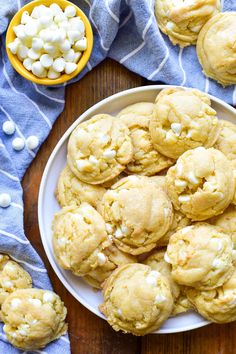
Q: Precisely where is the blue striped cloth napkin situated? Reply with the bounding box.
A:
[0,0,235,353]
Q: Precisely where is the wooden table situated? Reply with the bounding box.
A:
[22,59,236,354]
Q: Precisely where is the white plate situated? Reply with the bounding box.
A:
[38,85,236,334]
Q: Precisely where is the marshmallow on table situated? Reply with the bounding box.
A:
[8,3,87,79]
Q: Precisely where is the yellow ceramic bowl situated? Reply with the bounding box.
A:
[6,0,93,85]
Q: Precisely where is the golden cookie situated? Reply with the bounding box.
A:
[1,289,67,350]
[52,203,110,276]
[166,223,234,290]
[210,205,236,247]
[100,176,173,255]
[186,269,236,323]
[83,244,137,289]
[197,12,236,86]
[166,147,235,220]
[144,250,190,316]
[0,255,32,312]
[149,88,220,159]
[56,165,106,208]
[100,263,173,335]
[67,114,133,184]
[117,102,174,175]
[155,0,220,47]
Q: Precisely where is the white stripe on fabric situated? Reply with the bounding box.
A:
[0,105,35,158]
[105,0,119,23]
[83,0,110,51]
[233,86,236,106]
[1,48,52,129]
[0,144,4,149]
[0,230,30,244]
[17,0,21,10]
[0,168,19,182]
[10,202,23,210]
[33,83,65,104]
[204,78,209,93]
[221,0,225,9]
[178,47,186,86]
[148,46,169,80]
[120,41,145,64]
[87,61,92,71]
[120,15,152,64]
[119,10,132,29]
[10,255,48,273]
[60,336,70,344]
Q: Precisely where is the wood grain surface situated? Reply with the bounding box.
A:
[22,58,236,354]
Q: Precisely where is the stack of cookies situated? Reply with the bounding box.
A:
[53,87,236,335]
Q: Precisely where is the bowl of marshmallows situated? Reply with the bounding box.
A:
[6,0,93,85]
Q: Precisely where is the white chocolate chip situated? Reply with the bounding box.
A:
[121,224,129,235]
[178,195,190,203]
[47,67,60,79]
[212,258,224,269]
[74,37,87,51]
[50,3,63,16]
[97,252,107,265]
[175,179,187,187]
[23,57,34,71]
[12,137,25,151]
[65,62,77,75]
[28,48,41,60]
[187,171,199,185]
[164,252,171,264]
[63,49,75,62]
[26,136,39,150]
[32,61,47,78]
[99,134,110,144]
[178,250,187,261]
[7,38,21,54]
[105,223,113,233]
[2,280,13,289]
[69,17,85,32]
[40,54,53,68]
[24,20,39,37]
[176,162,183,176]
[11,298,21,309]
[53,58,65,72]
[17,44,28,60]
[73,51,82,63]
[115,227,123,239]
[28,298,42,307]
[21,11,31,24]
[43,291,55,303]
[103,149,116,159]
[146,271,159,286]
[32,38,43,53]
[88,155,98,164]
[166,21,175,31]
[164,208,169,217]
[59,39,71,52]
[155,294,166,304]
[2,121,15,135]
[117,309,122,316]
[76,159,89,171]
[65,5,76,18]
[171,123,182,136]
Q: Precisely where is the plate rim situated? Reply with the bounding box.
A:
[38,85,235,334]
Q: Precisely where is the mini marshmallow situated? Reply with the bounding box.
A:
[40,54,53,68]
[47,67,60,79]
[26,136,39,150]
[32,37,44,51]
[0,193,11,208]
[17,45,28,60]
[53,58,65,72]
[59,39,71,52]
[67,30,81,44]
[12,137,25,151]
[23,57,34,71]
[31,61,45,77]
[63,48,75,62]
[65,5,76,18]
[28,48,41,60]
[7,38,21,55]
[74,37,87,51]
[2,121,15,135]
[65,62,77,74]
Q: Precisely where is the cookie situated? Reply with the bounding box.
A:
[100,176,173,255]
[155,0,220,47]
[0,255,32,312]
[52,203,111,276]
[56,165,106,209]
[84,244,137,289]
[197,12,236,86]
[1,289,67,350]
[157,210,191,247]
[214,120,236,204]
[67,114,133,184]
[186,269,236,323]
[149,88,220,159]
[100,263,173,335]
[166,223,234,290]
[144,250,190,316]
[166,147,235,220]
[117,102,174,175]
[210,205,236,247]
